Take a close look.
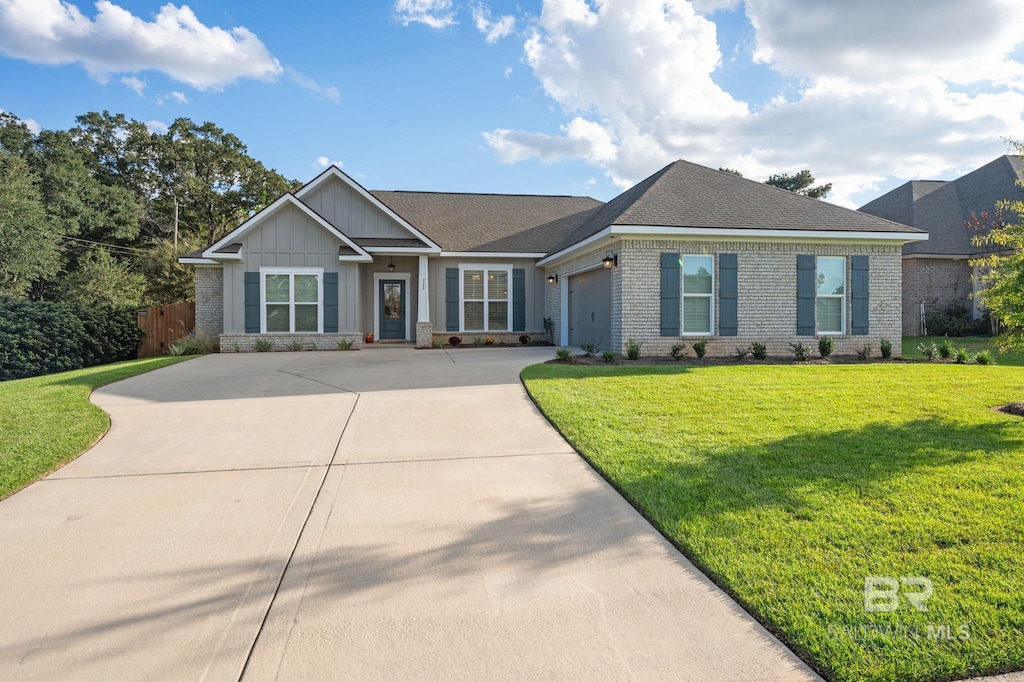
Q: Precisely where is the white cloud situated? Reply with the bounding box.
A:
[145,119,168,134]
[120,75,144,96]
[0,0,283,89]
[485,0,1024,206]
[504,65,513,78]
[155,90,188,105]
[285,66,340,104]
[314,156,343,169]
[393,0,457,29]
[471,2,516,43]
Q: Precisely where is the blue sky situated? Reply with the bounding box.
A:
[1,0,1023,208]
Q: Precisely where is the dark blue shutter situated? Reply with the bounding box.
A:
[244,272,260,333]
[512,268,526,332]
[851,255,869,335]
[660,253,680,336]
[323,272,339,333]
[445,268,459,332]
[797,255,816,336]
[718,253,738,336]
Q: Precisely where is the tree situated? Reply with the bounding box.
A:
[59,247,148,308]
[136,235,201,304]
[0,151,61,297]
[718,167,744,176]
[764,170,832,199]
[971,140,1024,349]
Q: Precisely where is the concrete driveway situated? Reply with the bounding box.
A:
[0,348,817,681]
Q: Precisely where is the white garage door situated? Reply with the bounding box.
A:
[568,268,612,349]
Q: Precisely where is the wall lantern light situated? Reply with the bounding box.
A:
[547,273,559,284]
[387,257,396,273]
[602,251,618,269]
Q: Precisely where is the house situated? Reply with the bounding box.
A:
[858,155,1024,336]
[180,159,926,356]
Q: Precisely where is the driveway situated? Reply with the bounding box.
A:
[0,348,817,681]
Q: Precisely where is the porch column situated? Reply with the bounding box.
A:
[415,255,432,348]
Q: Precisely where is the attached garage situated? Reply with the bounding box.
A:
[568,267,612,348]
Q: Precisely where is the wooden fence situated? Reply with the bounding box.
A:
[136,302,195,358]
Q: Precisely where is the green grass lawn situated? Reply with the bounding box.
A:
[523,362,1024,682]
[903,336,1024,366]
[0,356,192,500]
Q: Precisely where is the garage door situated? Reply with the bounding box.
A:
[569,267,612,349]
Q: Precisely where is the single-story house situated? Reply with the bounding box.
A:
[180,159,926,356]
[858,154,1024,336]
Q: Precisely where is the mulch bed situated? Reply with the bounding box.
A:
[550,355,921,367]
[994,403,1024,418]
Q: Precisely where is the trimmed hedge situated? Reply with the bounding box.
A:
[0,300,142,381]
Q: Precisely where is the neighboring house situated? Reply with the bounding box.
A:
[180,160,925,355]
[858,155,1024,336]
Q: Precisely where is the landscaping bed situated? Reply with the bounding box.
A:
[522,362,1024,682]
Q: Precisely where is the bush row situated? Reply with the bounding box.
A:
[0,300,141,381]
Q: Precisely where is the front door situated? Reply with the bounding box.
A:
[379,280,406,340]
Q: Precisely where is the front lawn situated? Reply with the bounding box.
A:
[522,363,1024,682]
[0,356,192,500]
[903,336,1024,366]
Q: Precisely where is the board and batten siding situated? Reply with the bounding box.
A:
[222,202,359,334]
[301,177,413,240]
[427,257,546,333]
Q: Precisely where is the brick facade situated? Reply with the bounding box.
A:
[194,266,223,340]
[901,257,973,336]
[548,239,903,358]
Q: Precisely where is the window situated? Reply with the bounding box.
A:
[816,256,845,334]
[261,268,323,333]
[681,255,714,334]
[461,266,510,332]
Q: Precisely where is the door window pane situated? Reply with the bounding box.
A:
[294,274,318,303]
[488,301,509,331]
[683,297,711,334]
[683,256,713,294]
[817,257,845,296]
[294,305,318,332]
[817,298,843,333]
[383,283,402,319]
[266,304,290,332]
[265,275,289,303]
[464,270,484,299]
[464,301,484,330]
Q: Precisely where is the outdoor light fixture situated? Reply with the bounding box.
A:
[602,251,618,269]
[387,258,396,273]
[547,273,559,284]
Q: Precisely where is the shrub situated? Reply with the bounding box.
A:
[818,337,834,358]
[670,342,687,360]
[254,338,275,352]
[691,340,707,359]
[485,336,495,345]
[448,336,462,347]
[856,345,872,361]
[0,300,142,381]
[433,340,444,349]
[554,348,572,362]
[625,339,642,361]
[288,340,305,352]
[789,342,812,362]
[601,350,616,363]
[519,334,530,345]
[918,342,939,360]
[750,342,768,360]
[954,347,970,364]
[472,337,485,347]
[734,346,750,360]
[938,338,954,359]
[880,338,893,359]
[336,338,354,351]
[974,350,995,365]
[580,339,599,357]
[925,302,987,337]
[167,334,216,356]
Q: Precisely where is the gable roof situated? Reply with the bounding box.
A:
[859,155,1024,256]
[368,191,603,253]
[543,160,926,260]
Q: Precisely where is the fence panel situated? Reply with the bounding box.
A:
[137,302,195,358]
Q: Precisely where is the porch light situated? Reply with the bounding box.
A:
[547,273,559,284]
[387,257,396,273]
[602,251,618,268]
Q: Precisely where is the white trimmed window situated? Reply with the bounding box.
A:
[460,265,511,332]
[260,267,323,333]
[681,255,714,335]
[816,256,845,334]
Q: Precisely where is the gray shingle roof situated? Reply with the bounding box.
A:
[368,191,603,252]
[858,155,1024,256]
[547,160,923,255]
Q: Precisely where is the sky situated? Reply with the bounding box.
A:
[1,0,1023,208]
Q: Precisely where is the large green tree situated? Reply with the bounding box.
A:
[764,170,832,199]
[0,151,61,297]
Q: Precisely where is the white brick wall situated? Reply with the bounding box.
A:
[194,266,223,339]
